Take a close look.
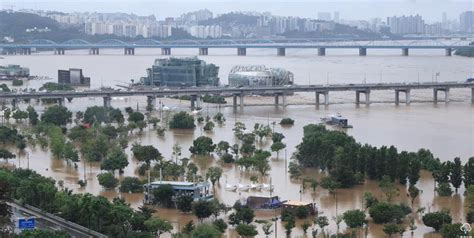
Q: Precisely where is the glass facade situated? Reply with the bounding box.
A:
[142,57,219,87]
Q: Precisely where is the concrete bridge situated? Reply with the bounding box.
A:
[2,82,473,110]
[1,38,473,56]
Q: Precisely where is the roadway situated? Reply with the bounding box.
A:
[0,82,472,100]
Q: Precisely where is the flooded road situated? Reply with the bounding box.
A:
[1,48,473,237]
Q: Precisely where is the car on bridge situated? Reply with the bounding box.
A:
[466,78,474,83]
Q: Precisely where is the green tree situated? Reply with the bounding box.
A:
[315,216,329,236]
[436,182,453,196]
[41,105,72,126]
[212,219,227,233]
[203,121,215,131]
[191,224,222,238]
[279,118,294,125]
[464,157,474,188]
[132,144,162,165]
[189,136,216,155]
[342,209,366,228]
[212,112,225,125]
[216,141,230,155]
[422,211,452,232]
[271,132,285,143]
[450,157,463,192]
[169,111,195,129]
[97,172,119,189]
[408,185,420,207]
[119,177,143,193]
[369,202,408,224]
[153,184,174,207]
[383,224,402,237]
[236,223,258,238]
[441,223,464,238]
[0,178,13,237]
[128,111,145,123]
[16,229,71,238]
[144,217,173,238]
[0,148,15,162]
[193,200,214,223]
[379,175,399,202]
[176,195,193,213]
[26,106,39,125]
[100,147,129,174]
[270,141,286,159]
[206,166,223,189]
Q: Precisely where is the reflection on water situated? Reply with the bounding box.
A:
[1,49,472,237]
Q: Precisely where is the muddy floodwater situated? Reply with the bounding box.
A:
[1,47,473,237]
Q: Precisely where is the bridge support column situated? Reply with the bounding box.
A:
[11,98,17,109]
[395,89,411,105]
[198,48,208,55]
[433,88,449,103]
[315,91,329,106]
[471,88,474,103]
[58,98,65,106]
[274,94,279,106]
[277,48,285,56]
[146,96,156,110]
[359,48,367,56]
[191,95,197,110]
[103,96,112,108]
[356,90,370,105]
[55,48,65,55]
[445,48,452,56]
[161,48,171,55]
[89,48,100,55]
[237,48,246,56]
[402,48,409,56]
[282,94,287,107]
[318,48,326,56]
[20,48,31,55]
[124,48,135,55]
[233,95,238,108]
[239,94,244,110]
[444,88,450,103]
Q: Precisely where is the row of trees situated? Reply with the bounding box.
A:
[294,124,473,193]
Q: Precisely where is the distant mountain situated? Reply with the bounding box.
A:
[199,13,259,26]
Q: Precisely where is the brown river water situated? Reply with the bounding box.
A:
[1,47,473,237]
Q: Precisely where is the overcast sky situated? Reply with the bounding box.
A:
[1,0,473,22]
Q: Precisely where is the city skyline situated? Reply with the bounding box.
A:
[2,0,472,22]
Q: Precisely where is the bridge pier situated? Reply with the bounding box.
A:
[161,48,171,55]
[233,95,238,108]
[274,94,279,106]
[239,94,244,110]
[277,48,285,56]
[472,88,474,103]
[198,48,208,55]
[237,48,247,56]
[402,48,409,56]
[89,48,100,55]
[359,48,367,56]
[58,98,65,106]
[190,95,201,110]
[146,95,156,110]
[318,48,326,56]
[315,91,329,106]
[445,48,452,56]
[124,48,135,55]
[103,96,112,108]
[11,98,17,108]
[355,90,370,105]
[19,48,31,55]
[433,88,450,103]
[55,48,65,55]
[395,89,411,105]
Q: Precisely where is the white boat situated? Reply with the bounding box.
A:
[250,183,262,190]
[191,108,203,115]
[162,106,171,111]
[262,183,274,191]
[225,183,237,191]
[237,183,250,191]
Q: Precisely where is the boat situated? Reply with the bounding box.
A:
[225,183,237,191]
[320,113,353,128]
[250,183,262,190]
[191,108,203,115]
[262,183,274,191]
[237,183,250,191]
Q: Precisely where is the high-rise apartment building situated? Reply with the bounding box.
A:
[460,11,474,33]
[387,15,425,34]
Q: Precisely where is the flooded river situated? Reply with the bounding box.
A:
[1,48,473,237]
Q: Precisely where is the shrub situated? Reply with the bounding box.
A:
[280,118,294,126]
[169,111,195,129]
[97,172,118,189]
[12,79,23,86]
